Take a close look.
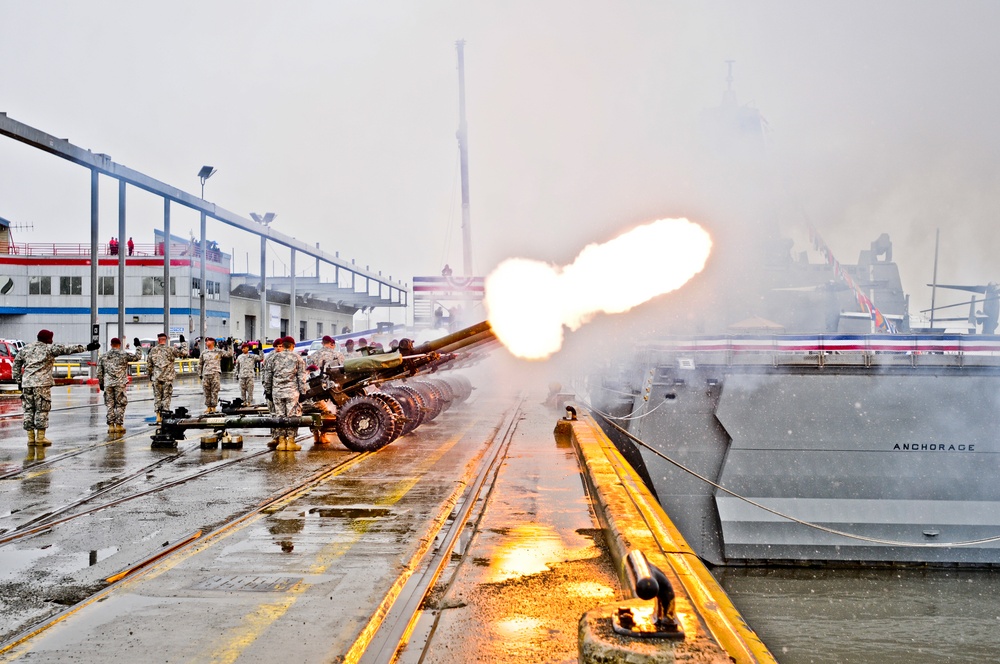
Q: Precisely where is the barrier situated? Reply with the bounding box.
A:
[128,358,200,377]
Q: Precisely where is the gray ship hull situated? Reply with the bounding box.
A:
[595,343,1000,566]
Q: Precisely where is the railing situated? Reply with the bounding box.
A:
[648,334,1000,355]
[6,242,227,264]
[128,359,200,377]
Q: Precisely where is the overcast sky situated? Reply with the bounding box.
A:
[2,1,1000,326]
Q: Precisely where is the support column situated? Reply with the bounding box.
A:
[117,180,126,344]
[315,242,320,279]
[260,235,267,342]
[290,248,297,340]
[90,169,99,377]
[163,199,171,335]
[199,210,207,343]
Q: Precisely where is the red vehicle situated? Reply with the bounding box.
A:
[0,340,17,382]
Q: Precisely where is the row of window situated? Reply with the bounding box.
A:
[26,276,227,298]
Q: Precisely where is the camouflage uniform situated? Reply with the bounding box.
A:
[199,346,233,409]
[234,352,259,403]
[147,341,190,414]
[261,349,281,412]
[97,347,142,426]
[311,346,345,373]
[264,351,308,440]
[13,340,86,431]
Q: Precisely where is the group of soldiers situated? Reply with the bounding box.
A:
[12,328,348,451]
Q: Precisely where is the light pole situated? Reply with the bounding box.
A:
[197,166,216,345]
[251,212,276,343]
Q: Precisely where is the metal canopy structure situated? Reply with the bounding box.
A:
[250,275,404,309]
[0,113,406,299]
[0,112,408,363]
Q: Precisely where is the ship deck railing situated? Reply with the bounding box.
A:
[645,334,1000,368]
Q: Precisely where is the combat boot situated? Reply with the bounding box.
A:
[107,424,116,435]
[26,429,35,446]
[275,436,289,451]
[156,412,162,423]
[35,429,52,446]
[285,437,302,452]
[267,436,280,450]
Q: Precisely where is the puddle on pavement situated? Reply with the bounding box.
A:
[486,523,594,583]
[0,545,119,580]
[307,507,391,519]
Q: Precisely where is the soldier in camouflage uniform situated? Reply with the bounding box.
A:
[234,345,259,404]
[310,335,345,373]
[147,332,189,421]
[261,339,285,448]
[97,337,142,435]
[264,337,309,451]
[13,329,99,446]
[198,337,233,413]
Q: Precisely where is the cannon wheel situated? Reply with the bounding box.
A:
[335,395,397,452]
[370,392,405,442]
[409,381,444,421]
[446,375,474,403]
[384,385,424,436]
[425,379,456,411]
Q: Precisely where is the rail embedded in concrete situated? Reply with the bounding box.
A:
[560,409,776,664]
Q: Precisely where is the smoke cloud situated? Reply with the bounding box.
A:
[485,218,712,359]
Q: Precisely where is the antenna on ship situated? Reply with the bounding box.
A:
[722,60,737,107]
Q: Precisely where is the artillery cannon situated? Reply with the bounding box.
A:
[151,321,495,451]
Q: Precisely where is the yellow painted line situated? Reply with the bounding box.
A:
[0,448,370,662]
[568,413,777,664]
[195,422,477,664]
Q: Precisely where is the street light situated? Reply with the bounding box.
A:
[252,212,276,342]
[198,165,216,199]
[196,166,217,343]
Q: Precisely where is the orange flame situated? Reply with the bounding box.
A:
[485,217,712,359]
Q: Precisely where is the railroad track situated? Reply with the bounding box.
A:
[348,395,525,664]
[0,442,370,656]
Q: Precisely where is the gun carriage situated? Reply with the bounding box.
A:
[151,321,496,451]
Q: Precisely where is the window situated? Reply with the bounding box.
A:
[142,276,166,296]
[59,276,83,295]
[316,322,323,336]
[98,276,114,295]
[29,276,51,295]
[192,278,201,292]
[170,277,176,296]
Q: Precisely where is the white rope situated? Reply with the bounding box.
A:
[583,399,1000,549]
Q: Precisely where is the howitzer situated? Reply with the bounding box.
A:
[151,321,495,452]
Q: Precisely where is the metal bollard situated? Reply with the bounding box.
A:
[613,549,684,640]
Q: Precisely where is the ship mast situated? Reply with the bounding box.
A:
[456,39,473,277]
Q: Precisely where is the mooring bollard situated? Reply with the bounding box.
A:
[614,549,684,640]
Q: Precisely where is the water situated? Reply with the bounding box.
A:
[714,566,1000,663]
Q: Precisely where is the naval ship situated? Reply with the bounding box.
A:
[592,233,1000,566]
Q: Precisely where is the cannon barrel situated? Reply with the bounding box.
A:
[413,320,494,355]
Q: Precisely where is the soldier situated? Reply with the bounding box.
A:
[343,338,357,359]
[311,335,345,373]
[13,329,100,446]
[198,337,233,413]
[147,333,189,421]
[264,337,308,451]
[234,344,259,404]
[97,338,142,435]
[261,338,285,448]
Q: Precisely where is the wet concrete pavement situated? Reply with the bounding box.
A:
[0,377,354,646]
[413,397,620,664]
[0,372,622,662]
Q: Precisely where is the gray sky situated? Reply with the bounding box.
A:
[2,1,1000,326]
